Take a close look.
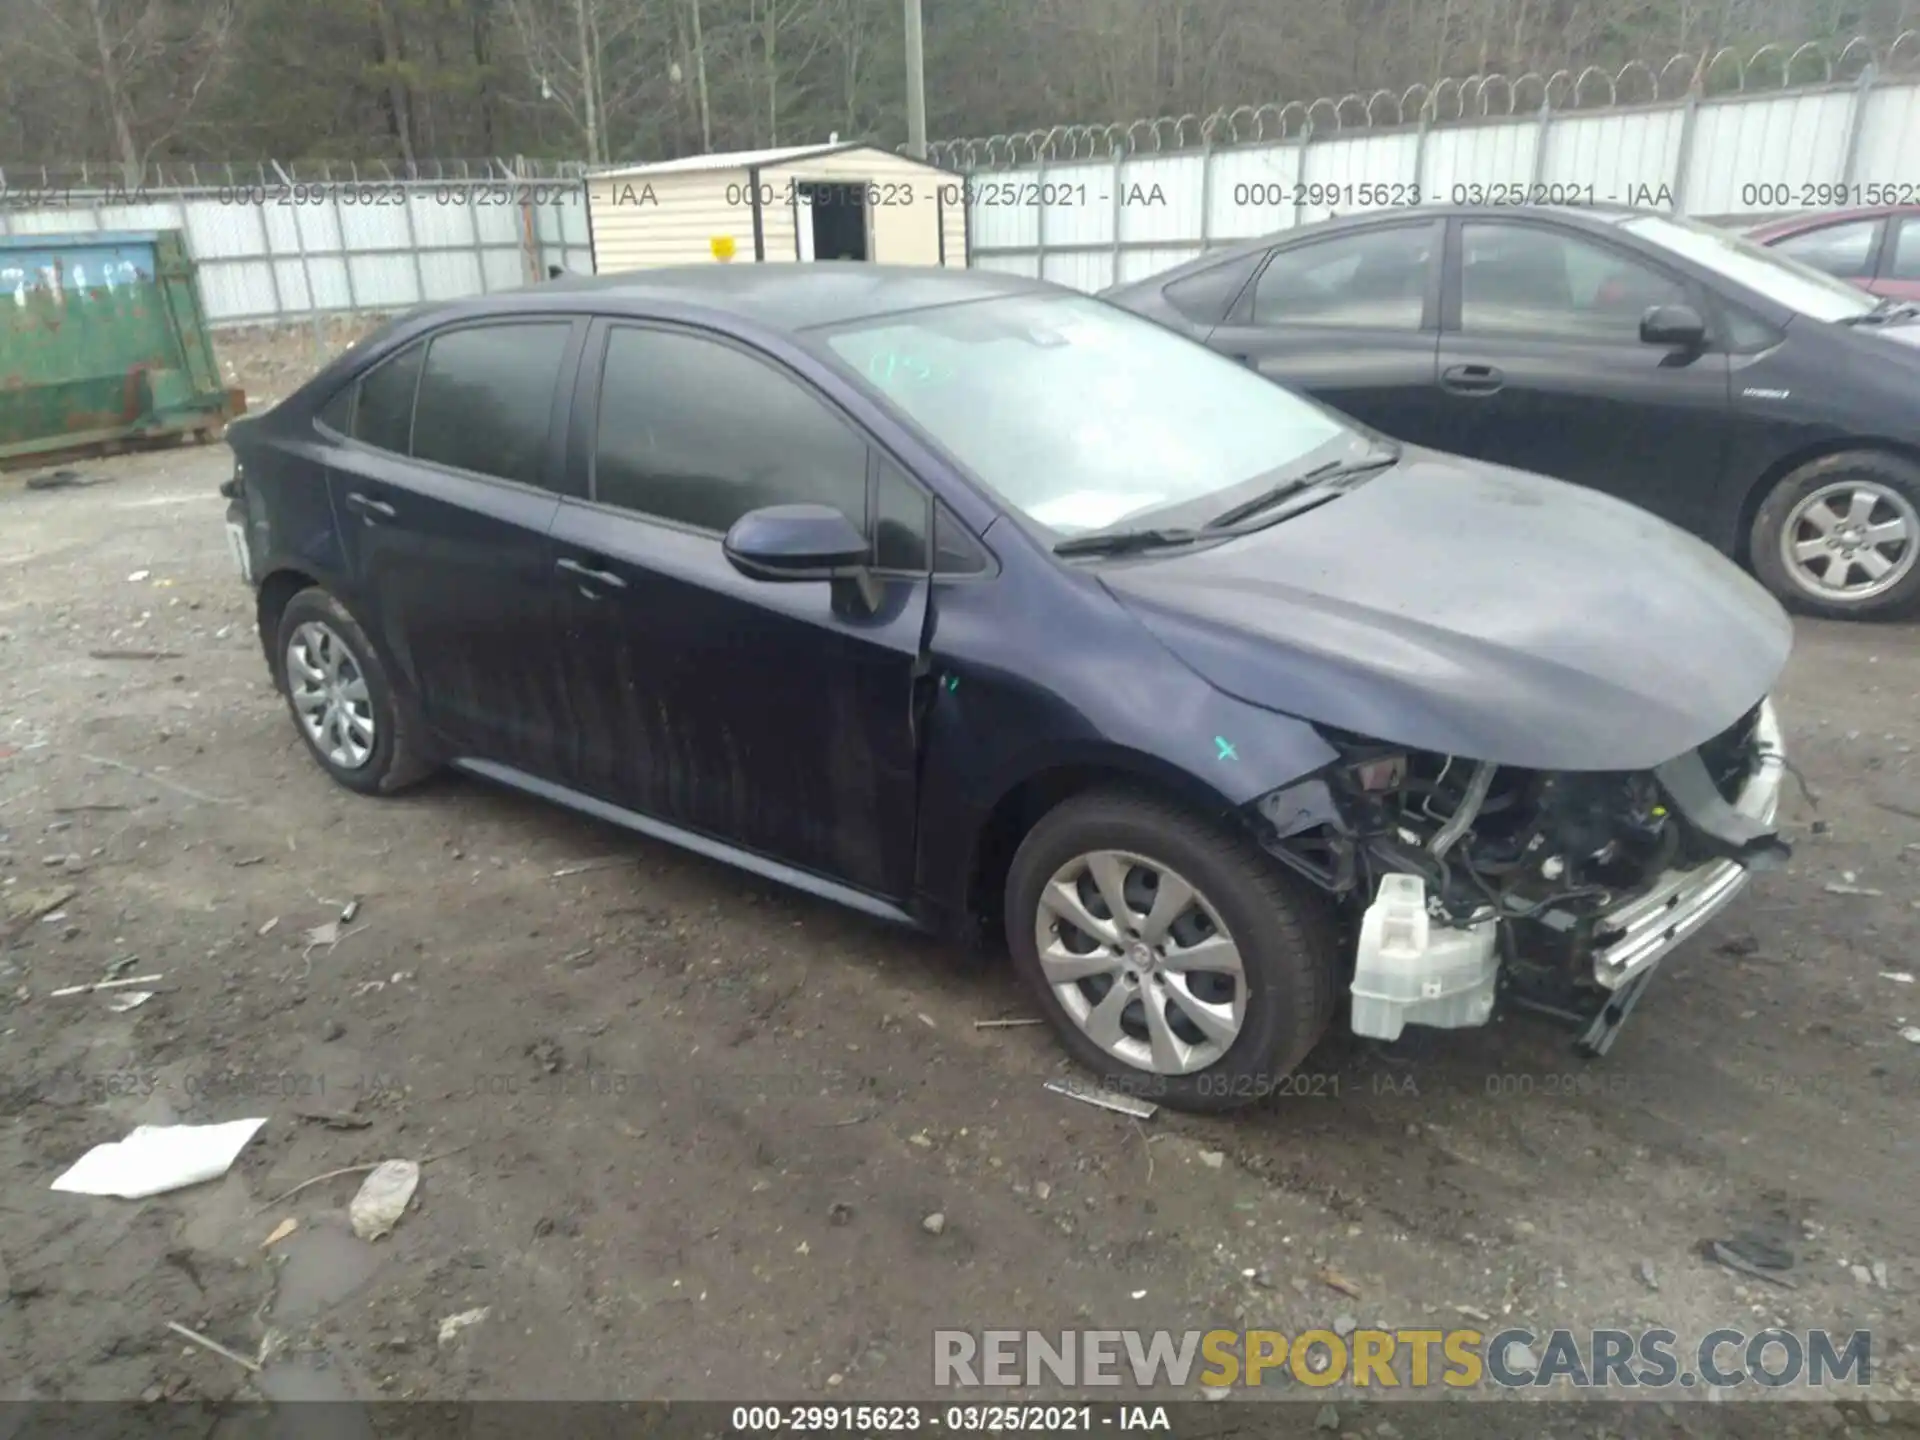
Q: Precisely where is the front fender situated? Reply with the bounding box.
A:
[910,644,1340,931]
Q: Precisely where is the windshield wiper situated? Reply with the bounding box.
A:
[1202,448,1400,530]
[1052,525,1208,557]
[1840,297,1920,326]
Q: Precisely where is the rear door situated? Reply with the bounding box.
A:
[1432,217,1731,534]
[1204,218,1446,441]
[324,317,583,774]
[546,319,931,899]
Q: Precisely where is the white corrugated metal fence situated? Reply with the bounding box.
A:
[0,176,592,326]
[3,35,1916,321]
[956,74,1920,292]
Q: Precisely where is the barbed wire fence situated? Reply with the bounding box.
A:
[0,154,589,195]
[920,30,1920,168]
[2,29,1915,323]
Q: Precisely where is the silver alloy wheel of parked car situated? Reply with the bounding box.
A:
[1033,849,1246,1074]
[286,620,376,770]
[1779,479,1919,602]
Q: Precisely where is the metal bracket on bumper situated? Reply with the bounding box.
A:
[1590,700,1785,993]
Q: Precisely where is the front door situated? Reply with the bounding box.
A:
[1205,218,1447,442]
[550,319,927,898]
[1878,215,1920,302]
[1433,217,1730,534]
[325,318,580,774]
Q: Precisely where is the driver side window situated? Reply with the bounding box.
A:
[1459,223,1687,342]
[591,326,870,534]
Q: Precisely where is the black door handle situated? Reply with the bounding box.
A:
[344,491,395,519]
[1441,363,1505,395]
[557,557,628,590]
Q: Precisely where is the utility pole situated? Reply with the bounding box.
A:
[904,0,927,158]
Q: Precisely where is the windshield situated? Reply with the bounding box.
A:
[1619,213,1879,323]
[814,291,1348,535]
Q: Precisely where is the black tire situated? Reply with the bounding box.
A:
[1005,788,1337,1114]
[1749,451,1920,620]
[274,587,434,795]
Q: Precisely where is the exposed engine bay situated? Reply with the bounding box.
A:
[1252,698,1790,1053]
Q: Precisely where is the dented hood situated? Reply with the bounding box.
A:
[1100,450,1792,772]
[1860,320,1920,351]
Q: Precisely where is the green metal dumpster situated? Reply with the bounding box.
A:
[0,229,246,467]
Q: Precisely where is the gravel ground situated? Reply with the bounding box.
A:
[1,428,1918,1434]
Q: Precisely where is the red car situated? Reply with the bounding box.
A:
[1747,205,1920,301]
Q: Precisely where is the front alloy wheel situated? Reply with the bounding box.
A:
[1006,789,1336,1112]
[1035,850,1245,1075]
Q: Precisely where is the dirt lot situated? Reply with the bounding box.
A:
[2,424,1919,1433]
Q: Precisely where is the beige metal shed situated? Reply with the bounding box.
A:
[586,142,968,275]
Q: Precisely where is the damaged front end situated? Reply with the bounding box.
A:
[1248,699,1789,1054]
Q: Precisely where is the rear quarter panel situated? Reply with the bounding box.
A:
[229,412,364,661]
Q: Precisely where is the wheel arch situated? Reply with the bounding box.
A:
[960,746,1264,949]
[255,566,321,691]
[1733,436,1920,565]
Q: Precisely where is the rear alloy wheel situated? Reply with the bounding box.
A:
[1006,790,1336,1112]
[1751,452,1920,619]
[274,587,432,796]
[288,620,376,770]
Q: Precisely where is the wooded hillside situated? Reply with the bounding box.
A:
[4,0,1913,178]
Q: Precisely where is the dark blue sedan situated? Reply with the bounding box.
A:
[222,264,1792,1111]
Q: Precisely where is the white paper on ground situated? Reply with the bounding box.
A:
[50,1118,268,1199]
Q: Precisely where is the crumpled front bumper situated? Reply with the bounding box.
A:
[1590,699,1785,991]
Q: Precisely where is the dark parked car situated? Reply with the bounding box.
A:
[1103,205,1920,619]
[1747,204,1920,302]
[222,265,1789,1112]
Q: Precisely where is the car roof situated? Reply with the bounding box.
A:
[515,262,1055,330]
[1746,204,1920,239]
[1103,203,1662,294]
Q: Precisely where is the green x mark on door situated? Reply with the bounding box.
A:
[1214,736,1238,761]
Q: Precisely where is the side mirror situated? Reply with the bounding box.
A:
[1640,303,1706,348]
[723,503,869,583]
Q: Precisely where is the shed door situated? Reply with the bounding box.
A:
[870,186,939,265]
[795,189,815,261]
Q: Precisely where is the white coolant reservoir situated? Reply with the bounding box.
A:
[1350,873,1500,1041]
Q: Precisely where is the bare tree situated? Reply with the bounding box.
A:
[503,0,651,162]
[22,0,236,181]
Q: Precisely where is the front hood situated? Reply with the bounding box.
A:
[1101,451,1791,772]
[1860,320,1920,351]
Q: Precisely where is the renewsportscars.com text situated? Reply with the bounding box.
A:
[933,1327,1872,1390]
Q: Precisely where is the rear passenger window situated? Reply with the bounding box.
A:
[1163,252,1261,326]
[412,323,571,487]
[1252,226,1433,329]
[352,342,424,453]
[317,383,355,434]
